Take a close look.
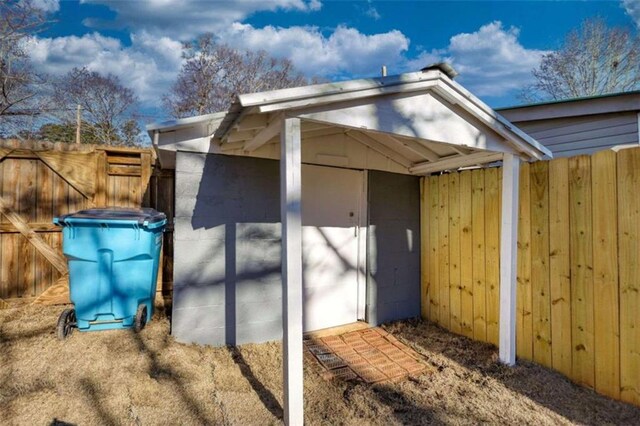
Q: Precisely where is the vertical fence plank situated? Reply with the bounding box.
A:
[449,172,462,335]
[94,151,107,206]
[485,167,500,345]
[35,161,54,295]
[130,176,141,206]
[3,159,20,298]
[591,150,620,399]
[428,176,440,323]
[460,171,474,338]
[548,157,572,377]
[0,161,3,299]
[569,155,595,388]
[517,162,533,360]
[472,169,487,342]
[420,178,429,319]
[438,174,450,329]
[141,152,152,206]
[617,148,640,406]
[530,161,552,367]
[17,160,37,297]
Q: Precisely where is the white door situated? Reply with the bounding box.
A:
[302,164,365,331]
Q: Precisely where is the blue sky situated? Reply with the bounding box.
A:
[28,0,640,122]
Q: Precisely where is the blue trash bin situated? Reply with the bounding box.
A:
[53,208,167,338]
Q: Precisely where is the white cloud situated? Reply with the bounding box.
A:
[80,0,323,40]
[222,24,409,77]
[408,21,549,97]
[622,0,640,27]
[23,0,60,12]
[28,32,183,106]
[365,3,381,20]
[27,22,409,108]
[27,10,546,114]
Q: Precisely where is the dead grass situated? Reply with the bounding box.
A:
[1,305,638,425]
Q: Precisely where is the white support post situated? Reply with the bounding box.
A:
[499,152,520,366]
[280,117,304,425]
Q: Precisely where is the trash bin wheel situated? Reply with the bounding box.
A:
[134,304,147,333]
[56,308,76,340]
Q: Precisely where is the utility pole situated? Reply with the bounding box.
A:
[76,104,81,144]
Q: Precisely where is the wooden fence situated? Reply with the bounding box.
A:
[420,147,640,407]
[0,140,174,305]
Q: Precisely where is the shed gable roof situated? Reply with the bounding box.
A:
[147,69,551,173]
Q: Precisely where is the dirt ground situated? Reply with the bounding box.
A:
[1,304,639,426]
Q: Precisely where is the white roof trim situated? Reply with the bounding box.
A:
[146,112,226,134]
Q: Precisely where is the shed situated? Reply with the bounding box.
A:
[498,91,640,157]
[148,68,551,424]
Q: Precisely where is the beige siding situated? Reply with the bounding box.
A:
[512,112,639,158]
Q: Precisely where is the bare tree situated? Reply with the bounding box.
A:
[0,1,50,126]
[52,67,140,145]
[163,34,311,117]
[521,19,640,102]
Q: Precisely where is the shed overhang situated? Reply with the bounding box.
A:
[148,70,551,174]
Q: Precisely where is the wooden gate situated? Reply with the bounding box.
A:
[0,140,155,306]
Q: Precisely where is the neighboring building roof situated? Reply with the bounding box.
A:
[498,91,640,158]
[498,91,640,122]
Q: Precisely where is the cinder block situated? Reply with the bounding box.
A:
[235,319,283,344]
[235,278,282,303]
[176,152,208,174]
[173,325,226,346]
[172,304,226,333]
[367,171,421,326]
[172,282,225,309]
[235,299,283,325]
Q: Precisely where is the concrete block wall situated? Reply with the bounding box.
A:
[172,152,282,346]
[367,171,421,325]
[172,152,421,346]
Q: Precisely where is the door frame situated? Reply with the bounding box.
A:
[301,162,368,325]
[357,169,368,321]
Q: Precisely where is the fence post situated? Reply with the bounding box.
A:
[499,153,520,366]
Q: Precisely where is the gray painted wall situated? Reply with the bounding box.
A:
[507,112,639,158]
[367,171,421,325]
[173,153,422,346]
[173,152,282,346]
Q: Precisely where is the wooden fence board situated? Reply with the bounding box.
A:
[471,169,487,342]
[428,176,440,323]
[548,158,572,377]
[530,161,552,367]
[617,148,640,405]
[591,150,620,399]
[1,234,16,299]
[20,159,37,297]
[459,171,474,338]
[35,151,97,201]
[569,155,595,388]
[449,172,462,335]
[438,174,450,329]
[36,162,54,295]
[516,162,533,360]
[420,178,429,319]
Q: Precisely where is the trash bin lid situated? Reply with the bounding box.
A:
[55,208,166,226]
